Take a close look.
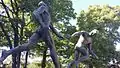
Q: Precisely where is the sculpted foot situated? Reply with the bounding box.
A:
[0,50,8,63]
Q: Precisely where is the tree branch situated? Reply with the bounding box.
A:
[0,21,13,49]
[20,12,25,43]
[14,0,19,12]
[0,2,14,14]
[1,0,15,30]
[10,0,15,13]
[0,14,8,18]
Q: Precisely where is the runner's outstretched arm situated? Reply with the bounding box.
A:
[49,24,63,39]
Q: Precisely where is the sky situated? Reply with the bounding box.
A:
[71,0,120,51]
[72,0,120,14]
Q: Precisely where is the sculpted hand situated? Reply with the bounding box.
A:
[64,34,71,39]
[92,54,99,59]
[95,55,99,59]
[89,51,99,59]
[58,35,64,40]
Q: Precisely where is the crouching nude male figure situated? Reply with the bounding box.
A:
[68,29,99,68]
[0,1,63,68]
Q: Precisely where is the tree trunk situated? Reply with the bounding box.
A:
[24,51,29,68]
[13,23,19,68]
[12,54,17,68]
[41,47,48,68]
[16,52,21,68]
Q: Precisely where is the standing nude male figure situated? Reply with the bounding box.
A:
[68,29,99,68]
[0,1,62,68]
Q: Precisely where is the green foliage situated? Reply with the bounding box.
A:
[51,0,76,23]
[76,5,120,67]
[27,62,41,68]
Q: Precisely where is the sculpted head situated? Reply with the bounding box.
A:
[38,1,48,9]
[38,1,46,6]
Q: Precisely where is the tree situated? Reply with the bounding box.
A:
[76,5,120,68]
[0,0,76,68]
